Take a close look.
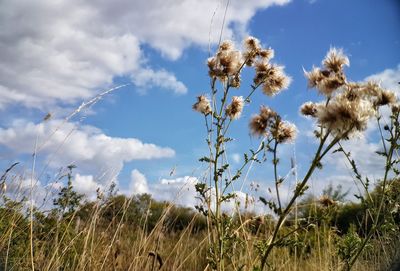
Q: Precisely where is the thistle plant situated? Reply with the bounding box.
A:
[259,48,398,270]
[256,48,398,270]
[339,102,400,270]
[193,37,292,270]
[194,40,398,271]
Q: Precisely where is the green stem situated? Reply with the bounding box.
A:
[347,113,399,270]
[260,131,334,270]
[272,140,282,213]
[213,81,231,271]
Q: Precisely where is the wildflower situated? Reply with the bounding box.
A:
[219,40,235,51]
[323,48,349,73]
[229,74,241,88]
[250,114,269,136]
[304,67,324,89]
[351,81,397,107]
[254,62,291,96]
[316,71,346,96]
[315,93,375,138]
[305,48,349,96]
[208,41,243,81]
[300,102,318,117]
[244,36,261,52]
[392,103,400,114]
[226,96,244,120]
[374,89,397,107]
[249,106,277,136]
[344,82,363,101]
[259,105,278,120]
[258,48,274,61]
[271,120,297,143]
[362,81,381,97]
[319,195,336,207]
[217,49,242,75]
[193,95,212,115]
[305,67,345,96]
[243,36,261,66]
[207,57,219,78]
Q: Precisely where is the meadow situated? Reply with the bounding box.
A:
[1,36,399,271]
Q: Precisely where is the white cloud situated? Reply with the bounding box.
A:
[365,64,400,95]
[132,68,188,95]
[129,169,149,194]
[73,174,103,198]
[310,174,361,199]
[231,153,241,164]
[0,0,290,110]
[0,119,175,183]
[156,176,199,207]
[126,169,272,214]
[325,136,385,180]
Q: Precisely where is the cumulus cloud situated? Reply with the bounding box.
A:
[0,0,290,110]
[128,170,198,207]
[126,169,272,213]
[325,136,385,179]
[132,68,188,95]
[364,64,400,95]
[73,174,103,198]
[0,119,175,183]
[129,169,149,194]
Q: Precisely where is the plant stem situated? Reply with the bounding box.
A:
[347,113,399,270]
[260,131,333,270]
[272,140,282,213]
[212,81,230,271]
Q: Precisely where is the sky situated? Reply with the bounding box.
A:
[0,0,399,210]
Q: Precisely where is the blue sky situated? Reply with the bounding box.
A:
[0,0,399,208]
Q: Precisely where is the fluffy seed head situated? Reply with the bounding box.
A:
[316,94,375,138]
[375,89,397,107]
[363,81,381,97]
[258,48,274,61]
[323,48,350,72]
[243,36,261,66]
[193,95,212,115]
[304,67,324,89]
[207,40,243,80]
[319,195,336,207]
[305,66,345,96]
[249,106,277,136]
[226,96,244,120]
[300,102,318,117]
[271,120,297,143]
[230,74,241,88]
[392,103,400,114]
[254,62,291,96]
[317,72,346,96]
[219,40,235,51]
[244,36,261,52]
[259,105,278,120]
[249,115,268,136]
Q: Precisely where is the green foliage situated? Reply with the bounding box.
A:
[53,165,83,216]
[336,225,363,271]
